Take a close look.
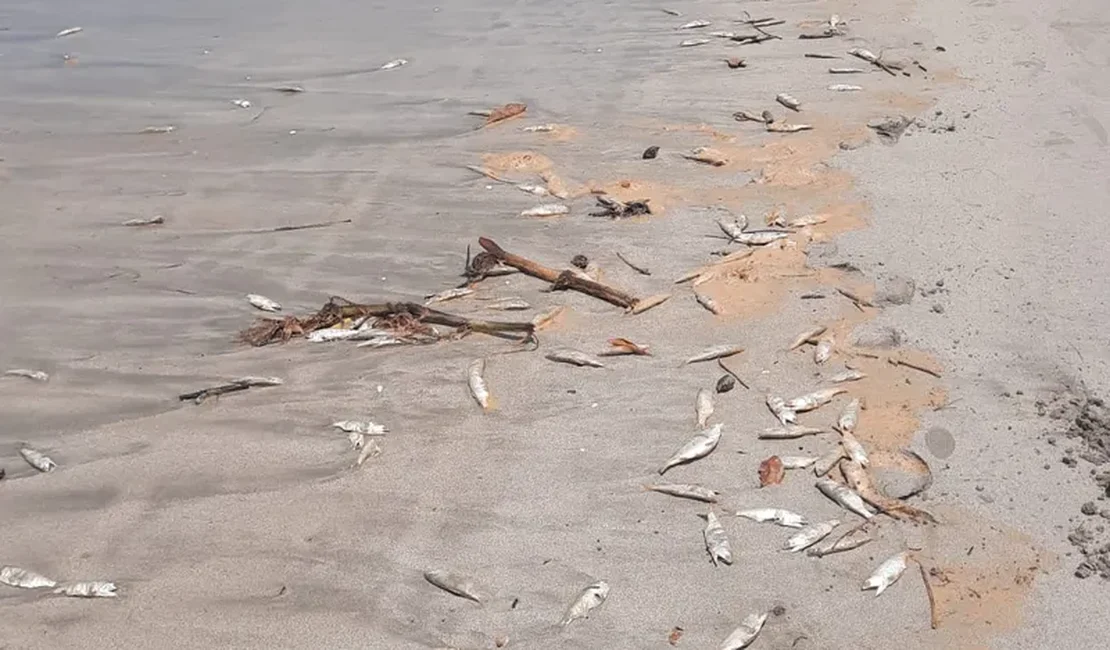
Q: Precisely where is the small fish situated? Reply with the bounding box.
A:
[682,146,728,166]
[784,519,840,552]
[703,511,732,566]
[0,566,57,589]
[273,85,305,93]
[234,376,284,387]
[121,215,165,226]
[679,20,711,29]
[348,431,365,450]
[646,483,720,503]
[785,387,846,412]
[814,337,835,364]
[515,183,550,196]
[718,613,767,650]
[659,424,723,474]
[307,328,363,343]
[695,388,715,428]
[736,508,807,528]
[765,396,796,426]
[520,203,569,217]
[424,570,482,603]
[425,287,474,304]
[808,531,873,557]
[485,297,531,311]
[662,8,681,16]
[468,359,490,409]
[841,459,936,522]
[814,446,846,476]
[686,344,744,364]
[679,38,711,47]
[20,447,56,472]
[5,369,49,382]
[789,326,827,351]
[733,110,767,123]
[231,98,252,109]
[848,48,880,64]
[841,435,871,470]
[140,125,175,134]
[600,337,652,356]
[522,124,556,132]
[759,424,822,439]
[695,292,722,315]
[380,58,408,70]
[829,369,867,383]
[787,214,828,228]
[735,230,789,245]
[332,421,387,435]
[246,294,281,312]
[545,348,605,368]
[829,67,867,73]
[53,581,117,598]
[862,552,909,596]
[561,581,609,625]
[780,455,818,469]
[56,27,83,38]
[766,123,813,133]
[816,477,875,519]
[776,93,801,111]
[837,398,860,434]
[355,439,382,467]
[714,32,740,40]
[531,305,566,330]
[828,84,863,91]
[630,293,672,315]
[717,216,749,239]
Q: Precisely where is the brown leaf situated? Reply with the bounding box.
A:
[668,626,684,646]
[485,103,527,126]
[759,456,785,487]
[606,337,652,356]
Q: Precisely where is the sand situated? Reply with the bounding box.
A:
[1,0,1109,647]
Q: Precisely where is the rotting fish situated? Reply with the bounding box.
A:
[813,445,846,476]
[140,126,176,134]
[520,203,569,217]
[273,85,305,93]
[828,84,863,91]
[718,612,767,650]
[485,297,530,311]
[695,291,723,315]
[816,477,875,519]
[862,552,909,596]
[599,337,652,357]
[234,376,284,387]
[703,511,733,566]
[531,305,565,330]
[837,398,860,434]
[779,455,818,469]
[713,32,739,39]
[332,421,387,435]
[842,432,869,469]
[56,27,83,38]
[424,570,482,603]
[645,483,720,503]
[659,424,723,474]
[766,123,813,133]
[785,387,846,412]
[848,48,880,64]
[522,124,556,132]
[231,98,252,109]
[735,230,789,246]
[380,58,408,70]
[682,147,728,166]
[829,369,867,383]
[776,93,801,111]
[307,328,362,343]
[467,359,490,410]
[679,19,711,29]
[5,369,49,382]
[788,214,828,228]
[484,103,528,126]
[732,111,767,123]
[829,67,867,74]
[545,348,605,368]
[814,337,834,364]
[355,439,382,467]
[736,508,807,528]
[246,294,281,312]
[685,344,744,364]
[679,38,711,47]
[121,215,165,226]
[808,530,873,557]
[0,566,57,589]
[425,287,474,304]
[53,582,117,598]
[561,581,609,625]
[765,396,797,426]
[840,459,936,523]
[695,388,715,428]
[783,519,840,552]
[20,447,56,473]
[630,293,672,315]
[717,216,749,240]
[348,431,365,450]
[515,183,550,196]
[789,326,827,351]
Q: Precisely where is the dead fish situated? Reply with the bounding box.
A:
[695,388,715,428]
[121,215,165,226]
[484,297,530,311]
[862,552,909,596]
[531,305,565,329]
[515,183,550,196]
[776,93,801,111]
[545,348,605,368]
[468,359,490,409]
[659,424,722,474]
[20,447,56,472]
[646,483,720,503]
[829,369,867,383]
[766,123,813,133]
[788,214,828,228]
[348,432,366,450]
[703,511,732,566]
[561,581,609,625]
[724,56,746,68]
[307,328,364,343]
[718,613,767,650]
[732,110,766,123]
[273,85,305,93]
[332,421,387,435]
[717,216,749,240]
[630,293,672,315]
[816,477,875,519]
[841,459,936,522]
[814,337,835,364]
[686,344,744,364]
[735,230,789,245]
[713,32,739,39]
[53,581,117,598]
[848,48,880,64]
[837,398,860,435]
[521,203,569,217]
[355,439,382,467]
[140,126,176,134]
[789,325,827,351]
[380,58,408,70]
[522,124,556,132]
[785,387,846,412]
[662,8,681,16]
[808,530,873,557]
[424,570,482,603]
[814,445,846,476]
[695,291,723,315]
[600,337,652,357]
[56,27,83,38]
[425,287,474,304]
[784,519,840,552]
[234,376,283,387]
[765,396,797,426]
[679,20,711,29]
[780,455,818,469]
[759,424,822,440]
[5,369,49,382]
[0,566,57,589]
[829,67,867,73]
[828,84,863,91]
[231,98,252,109]
[246,294,281,312]
[682,147,728,166]
[736,508,807,528]
[679,38,711,47]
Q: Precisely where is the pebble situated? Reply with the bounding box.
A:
[1082,502,1098,516]
[931,303,945,313]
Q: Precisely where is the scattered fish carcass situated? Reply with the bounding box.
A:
[734,230,789,246]
[272,85,306,93]
[679,38,711,47]
[599,337,652,356]
[561,581,609,625]
[424,570,482,603]
[659,424,723,474]
[121,215,165,226]
[682,147,729,166]
[829,369,867,383]
[247,294,282,312]
[841,431,870,467]
[789,326,827,351]
[646,483,720,503]
[808,528,873,557]
[380,58,408,70]
[841,459,937,523]
[695,388,715,428]
[815,477,875,519]
[837,398,860,434]
[828,84,863,92]
[355,439,382,467]
[545,348,605,368]
[776,93,802,111]
[20,446,57,472]
[4,368,49,382]
[779,455,818,469]
[718,612,767,650]
[829,67,867,74]
[703,511,733,566]
[53,581,117,598]
[520,203,569,217]
[0,566,57,589]
[862,552,909,596]
[783,519,840,552]
[717,216,749,240]
[814,336,835,364]
[813,446,847,476]
[467,359,491,410]
[765,395,797,426]
[231,98,252,109]
[56,27,83,38]
[785,387,846,412]
[521,124,556,132]
[766,122,813,133]
[695,291,723,315]
[736,508,807,528]
[686,344,744,364]
[424,287,474,304]
[531,305,565,330]
[515,183,550,196]
[484,297,530,311]
[332,421,387,435]
[679,20,711,29]
[732,110,767,123]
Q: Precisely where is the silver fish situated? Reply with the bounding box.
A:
[424,570,482,603]
[20,446,56,472]
[246,294,281,312]
[679,20,711,29]
[703,511,732,566]
[765,396,797,426]
[837,398,860,434]
[785,387,846,412]
[425,287,474,304]
[0,566,57,589]
[776,93,801,111]
[468,358,490,409]
[515,183,550,196]
[485,297,530,311]
[53,581,117,598]
[829,67,867,73]
[829,369,867,383]
[736,508,807,528]
[5,369,49,382]
[521,203,569,217]
[679,38,711,47]
[848,48,880,64]
[683,146,728,166]
[718,612,767,650]
[231,98,252,109]
[695,291,723,315]
[766,123,813,133]
[816,477,875,519]
[863,552,909,596]
[659,424,723,474]
[808,531,873,557]
[332,421,387,435]
[710,31,738,39]
[355,439,382,467]
[56,27,83,38]
[814,446,846,476]
[788,325,826,351]
[735,230,789,246]
[828,84,863,91]
[784,519,840,552]
[234,376,283,387]
[307,328,364,343]
[685,344,744,364]
[561,581,609,625]
[531,305,565,329]
[788,214,828,228]
[121,215,165,226]
[646,483,720,503]
[545,348,605,368]
[696,388,715,428]
[759,424,821,439]
[522,124,556,132]
[841,434,869,468]
[814,337,834,364]
[717,216,749,239]
[779,455,818,469]
[380,58,408,70]
[140,126,176,134]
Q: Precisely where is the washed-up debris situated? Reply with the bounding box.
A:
[789,325,827,351]
[718,613,767,649]
[760,425,823,439]
[710,31,738,39]
[776,93,801,111]
[20,446,56,472]
[800,14,845,39]
[830,369,866,383]
[646,483,720,503]
[121,215,165,226]
[669,627,684,646]
[467,359,491,410]
[696,389,715,428]
[816,477,875,519]
[662,8,681,16]
[561,581,609,625]
[483,297,530,311]
[695,291,723,315]
[56,27,83,38]
[841,459,936,523]
[848,48,897,76]
[784,519,839,552]
[332,420,387,435]
[780,456,818,470]
[814,336,834,364]
[863,552,909,596]
[716,375,736,394]
[733,110,767,123]
[766,396,796,426]
[679,39,711,47]
[5,368,49,382]
[590,196,651,219]
[724,57,747,69]
[522,124,555,132]
[480,103,527,127]
[686,344,744,364]
[759,456,785,486]
[53,581,117,598]
[425,287,473,304]
[837,286,874,309]
[679,20,711,29]
[380,58,408,70]
[682,147,728,166]
[272,85,305,93]
[598,338,651,357]
[837,398,860,434]
[703,511,733,566]
[545,348,605,368]
[828,84,863,92]
[830,67,867,74]
[247,294,281,312]
[641,146,661,161]
[659,424,723,474]
[355,439,382,466]
[805,53,841,59]
[0,566,57,589]
[809,526,873,557]
[139,125,176,134]
[519,203,567,218]
[231,98,252,109]
[785,387,846,412]
[424,570,482,603]
[737,508,806,528]
[178,376,283,403]
[767,122,813,133]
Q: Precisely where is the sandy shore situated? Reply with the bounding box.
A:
[2,0,1109,647]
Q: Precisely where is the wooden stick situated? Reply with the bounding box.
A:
[179,381,252,403]
[718,358,749,390]
[890,357,943,378]
[265,219,352,233]
[615,251,651,276]
[916,560,940,630]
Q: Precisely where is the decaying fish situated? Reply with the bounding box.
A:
[332,421,387,435]
[522,124,556,132]
[808,530,873,557]
[814,337,835,364]
[53,581,117,598]
[837,398,860,434]
[789,325,827,351]
[788,214,828,228]
[682,147,728,166]
[862,552,909,596]
[599,337,652,356]
[659,424,723,474]
[646,483,720,503]
[425,287,474,304]
[0,566,57,589]
[234,376,284,387]
[816,477,875,519]
[121,215,165,226]
[545,348,605,368]
[515,183,550,196]
[273,85,306,93]
[776,93,801,111]
[380,58,408,70]
[680,19,711,29]
[736,508,807,528]
[828,84,863,91]
[779,455,818,469]
[840,459,936,523]
[735,230,789,246]
[531,305,566,330]
[829,67,867,74]
[679,38,711,47]
[347,431,366,450]
[5,369,49,382]
[765,396,797,426]
[841,431,869,468]
[629,293,672,315]
[56,27,83,38]
[20,446,56,472]
[561,581,609,625]
[424,570,482,603]
[814,445,846,476]
[703,511,732,566]
[140,126,176,134]
[686,344,744,364]
[718,612,767,650]
[695,388,715,428]
[784,519,840,552]
[695,291,723,315]
[829,369,867,383]
[520,203,569,217]
[485,297,530,311]
[246,294,281,312]
[483,102,527,126]
[759,424,822,440]
[307,328,363,343]
[848,48,880,64]
[732,110,767,123]
[785,387,846,412]
[355,439,382,467]
[766,122,813,133]
[468,359,491,409]
[717,216,749,240]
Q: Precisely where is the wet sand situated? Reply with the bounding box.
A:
[2,0,1109,648]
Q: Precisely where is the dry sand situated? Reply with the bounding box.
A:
[2,0,1109,647]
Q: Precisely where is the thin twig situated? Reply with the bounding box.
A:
[717,358,749,390]
[614,251,651,276]
[891,358,942,378]
[916,559,939,630]
[265,219,353,233]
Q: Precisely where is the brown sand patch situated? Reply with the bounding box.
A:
[482,151,554,174]
[868,90,934,116]
[695,243,815,318]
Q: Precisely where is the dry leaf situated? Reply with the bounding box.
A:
[759,456,785,487]
[668,626,684,646]
[605,337,652,356]
[485,103,527,126]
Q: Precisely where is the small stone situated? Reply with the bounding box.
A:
[931,303,945,313]
[975,485,985,492]
[771,604,787,617]
[1082,502,1098,516]
[1075,562,1095,579]
[1099,509,1110,520]
[1063,456,1078,467]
